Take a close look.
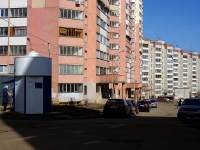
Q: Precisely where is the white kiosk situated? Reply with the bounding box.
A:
[14,51,52,114]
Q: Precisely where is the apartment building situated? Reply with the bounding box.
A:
[142,38,200,98]
[0,0,143,103]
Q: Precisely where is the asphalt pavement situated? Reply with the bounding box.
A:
[0,102,199,150]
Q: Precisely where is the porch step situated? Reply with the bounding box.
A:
[96,98,108,104]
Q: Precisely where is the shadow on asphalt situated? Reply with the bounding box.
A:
[0,105,200,150]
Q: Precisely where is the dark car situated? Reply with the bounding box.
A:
[177,98,200,119]
[137,100,150,112]
[126,100,137,115]
[151,99,157,108]
[103,99,131,118]
[146,99,152,109]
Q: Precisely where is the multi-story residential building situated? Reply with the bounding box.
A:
[142,38,200,98]
[0,0,143,103]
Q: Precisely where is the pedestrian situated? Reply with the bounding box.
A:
[2,85,9,111]
[177,99,182,109]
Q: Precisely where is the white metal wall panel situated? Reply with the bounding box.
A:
[15,76,25,114]
[15,57,52,76]
[0,0,8,8]
[10,0,27,8]
[10,18,27,27]
[0,37,8,45]
[100,12,107,23]
[9,37,27,45]
[100,28,107,37]
[0,19,9,27]
[26,76,43,114]
[100,43,107,53]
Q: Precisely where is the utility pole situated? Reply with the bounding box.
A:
[134,78,136,102]
[111,50,124,99]
[112,55,114,98]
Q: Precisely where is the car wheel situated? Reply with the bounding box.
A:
[147,108,150,112]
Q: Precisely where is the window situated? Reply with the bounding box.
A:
[167,49,173,53]
[110,55,119,61]
[192,58,196,61]
[110,44,119,50]
[59,27,83,38]
[85,33,87,42]
[96,84,99,93]
[110,10,119,16]
[109,66,118,73]
[142,72,148,75]
[100,5,108,15]
[0,9,8,17]
[10,45,26,55]
[0,27,8,36]
[0,46,8,55]
[58,83,83,93]
[0,65,7,73]
[59,65,82,74]
[155,48,161,52]
[59,46,82,56]
[84,68,87,77]
[96,66,99,75]
[99,34,108,45]
[10,8,27,17]
[156,53,161,57]
[84,51,87,59]
[9,64,14,74]
[142,66,148,70]
[100,67,107,75]
[110,0,119,5]
[10,27,26,36]
[59,9,83,20]
[85,15,87,25]
[183,55,187,58]
[110,21,119,28]
[84,85,87,95]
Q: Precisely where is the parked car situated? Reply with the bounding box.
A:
[151,99,157,108]
[165,98,170,102]
[126,100,137,115]
[137,100,150,112]
[177,98,200,119]
[103,99,131,118]
[129,100,139,114]
[146,99,152,109]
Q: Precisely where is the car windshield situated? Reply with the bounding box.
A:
[151,100,156,102]
[107,99,124,104]
[182,99,200,106]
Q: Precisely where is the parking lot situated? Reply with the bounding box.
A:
[0,102,199,150]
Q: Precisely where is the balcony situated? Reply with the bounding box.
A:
[99,74,126,83]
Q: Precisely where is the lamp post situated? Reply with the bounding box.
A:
[111,50,124,98]
[134,79,137,101]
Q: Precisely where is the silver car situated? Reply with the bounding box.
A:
[177,98,200,119]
